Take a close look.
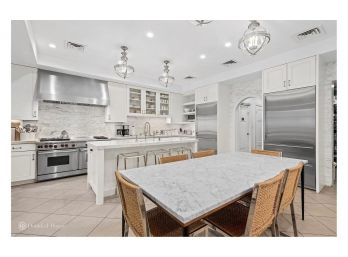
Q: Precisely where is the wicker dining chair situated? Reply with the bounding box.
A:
[159,154,188,164]
[192,149,216,159]
[204,171,286,237]
[238,149,283,206]
[251,148,282,157]
[276,162,304,236]
[115,170,205,237]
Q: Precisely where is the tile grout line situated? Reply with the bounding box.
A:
[87,217,107,237]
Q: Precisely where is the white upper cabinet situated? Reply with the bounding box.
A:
[263,56,316,93]
[105,82,127,122]
[169,93,184,123]
[11,64,38,120]
[262,64,287,93]
[287,56,316,90]
[195,84,218,104]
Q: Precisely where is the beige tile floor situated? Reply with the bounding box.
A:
[11,175,337,237]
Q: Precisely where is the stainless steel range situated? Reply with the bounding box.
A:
[37,138,87,181]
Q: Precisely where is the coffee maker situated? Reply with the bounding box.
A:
[116,125,129,136]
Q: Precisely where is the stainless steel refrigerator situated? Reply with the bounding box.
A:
[196,102,217,151]
[264,86,316,190]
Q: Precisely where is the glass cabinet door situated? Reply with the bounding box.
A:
[160,93,169,116]
[129,88,142,114]
[145,90,156,115]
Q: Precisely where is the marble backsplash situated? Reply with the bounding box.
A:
[24,101,194,138]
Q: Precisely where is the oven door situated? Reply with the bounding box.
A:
[38,149,78,175]
[78,148,87,170]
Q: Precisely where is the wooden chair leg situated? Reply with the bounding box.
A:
[290,202,298,237]
[270,223,276,237]
[274,219,280,237]
[121,212,125,237]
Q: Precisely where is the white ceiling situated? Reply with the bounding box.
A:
[12,20,336,92]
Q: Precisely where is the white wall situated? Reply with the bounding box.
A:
[218,73,262,152]
[318,56,336,189]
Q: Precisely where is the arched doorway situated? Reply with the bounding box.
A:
[235,97,262,152]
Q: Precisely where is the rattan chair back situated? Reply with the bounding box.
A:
[115,170,149,237]
[244,171,286,236]
[251,149,282,157]
[159,154,188,164]
[279,162,304,213]
[192,149,216,158]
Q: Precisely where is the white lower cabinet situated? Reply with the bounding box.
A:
[11,144,36,183]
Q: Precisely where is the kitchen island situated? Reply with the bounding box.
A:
[87,137,198,204]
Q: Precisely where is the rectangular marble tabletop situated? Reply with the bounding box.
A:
[120,152,307,226]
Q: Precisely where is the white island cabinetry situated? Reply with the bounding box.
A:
[87,137,198,204]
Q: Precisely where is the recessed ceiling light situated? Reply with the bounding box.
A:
[200,54,206,60]
[224,42,232,48]
[146,32,154,38]
[48,43,56,49]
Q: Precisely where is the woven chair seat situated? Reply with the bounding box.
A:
[204,202,249,237]
[147,207,206,237]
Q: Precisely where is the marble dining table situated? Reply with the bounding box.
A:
[120,151,307,235]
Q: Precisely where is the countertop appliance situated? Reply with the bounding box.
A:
[196,102,217,151]
[264,86,316,190]
[37,138,87,181]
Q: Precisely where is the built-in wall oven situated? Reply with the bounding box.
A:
[37,139,87,181]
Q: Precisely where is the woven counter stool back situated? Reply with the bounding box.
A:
[159,154,188,164]
[251,149,282,157]
[115,170,149,237]
[192,149,216,158]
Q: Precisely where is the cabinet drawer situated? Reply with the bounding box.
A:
[11,144,36,152]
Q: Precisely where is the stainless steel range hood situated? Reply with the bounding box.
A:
[37,69,109,106]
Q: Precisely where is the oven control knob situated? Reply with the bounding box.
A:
[65,144,68,147]
[61,144,64,147]
[44,145,48,148]
[54,145,57,148]
[49,145,53,148]
[72,144,75,147]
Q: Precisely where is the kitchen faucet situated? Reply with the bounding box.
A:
[144,122,151,137]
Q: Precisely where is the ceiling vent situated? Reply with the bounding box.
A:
[184,76,196,79]
[296,26,326,40]
[222,59,237,66]
[65,41,86,52]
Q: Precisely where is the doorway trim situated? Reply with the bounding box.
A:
[234,95,260,152]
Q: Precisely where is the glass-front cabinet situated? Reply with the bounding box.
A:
[129,88,142,114]
[145,90,157,115]
[128,87,170,116]
[159,93,169,116]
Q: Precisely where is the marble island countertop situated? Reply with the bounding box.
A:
[87,136,198,150]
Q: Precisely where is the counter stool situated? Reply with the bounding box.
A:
[116,152,147,170]
[170,147,192,159]
[146,149,171,165]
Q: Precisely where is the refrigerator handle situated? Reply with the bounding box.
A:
[264,143,314,150]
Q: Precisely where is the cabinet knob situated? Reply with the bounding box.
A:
[288,80,291,87]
